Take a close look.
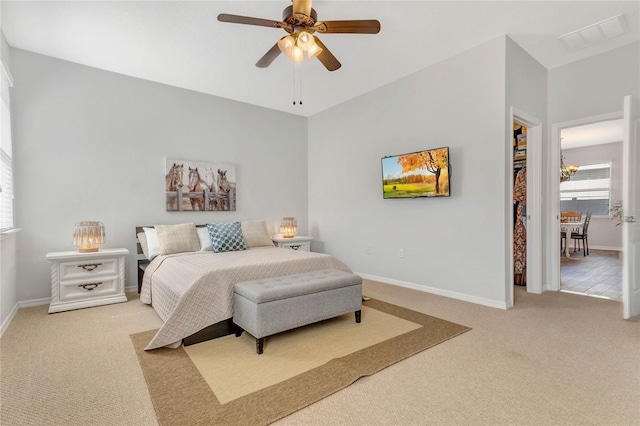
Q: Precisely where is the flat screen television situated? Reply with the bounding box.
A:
[381,147,450,199]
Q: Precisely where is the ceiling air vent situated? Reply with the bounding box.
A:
[559,14,628,50]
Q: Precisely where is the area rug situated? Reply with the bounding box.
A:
[130,298,470,426]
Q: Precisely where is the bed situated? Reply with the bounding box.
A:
[136,222,352,350]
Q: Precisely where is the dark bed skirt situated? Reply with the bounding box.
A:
[182,318,235,346]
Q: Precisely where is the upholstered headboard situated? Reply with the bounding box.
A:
[135,226,152,293]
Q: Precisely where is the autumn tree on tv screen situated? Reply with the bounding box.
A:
[382,147,449,198]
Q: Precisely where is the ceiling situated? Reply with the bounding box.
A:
[1,1,639,117]
[561,119,624,150]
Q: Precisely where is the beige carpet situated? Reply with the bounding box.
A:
[130,298,470,426]
[2,283,639,426]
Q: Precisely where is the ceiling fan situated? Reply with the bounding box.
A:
[217,0,381,71]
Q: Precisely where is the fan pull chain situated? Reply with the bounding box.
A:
[299,67,303,105]
[292,63,303,106]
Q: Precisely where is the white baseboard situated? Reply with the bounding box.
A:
[1,289,142,338]
[2,298,51,338]
[0,303,19,338]
[588,245,621,251]
[19,297,50,308]
[355,272,508,310]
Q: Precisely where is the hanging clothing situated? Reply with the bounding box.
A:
[513,167,527,282]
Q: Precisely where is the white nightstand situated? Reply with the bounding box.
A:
[45,248,129,313]
[272,236,313,252]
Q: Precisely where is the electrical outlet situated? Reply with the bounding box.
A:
[399,248,404,258]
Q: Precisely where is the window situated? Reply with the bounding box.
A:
[560,163,611,216]
[0,60,14,231]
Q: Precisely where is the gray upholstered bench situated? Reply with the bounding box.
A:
[233,269,362,354]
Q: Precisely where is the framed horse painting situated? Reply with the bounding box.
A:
[165,158,237,212]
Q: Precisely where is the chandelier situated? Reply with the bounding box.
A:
[560,153,579,182]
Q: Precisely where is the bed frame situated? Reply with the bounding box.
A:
[135,225,234,346]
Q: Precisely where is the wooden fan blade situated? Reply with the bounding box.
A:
[292,0,313,17]
[255,42,282,68]
[313,37,341,72]
[314,20,381,34]
[217,13,290,30]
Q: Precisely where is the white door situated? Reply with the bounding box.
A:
[622,95,640,319]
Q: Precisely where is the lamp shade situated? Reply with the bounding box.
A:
[290,45,304,62]
[73,221,105,252]
[296,31,314,51]
[307,42,323,59]
[280,217,297,238]
[277,35,295,56]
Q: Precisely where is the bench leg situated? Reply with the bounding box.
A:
[234,324,243,337]
[355,310,361,323]
[256,338,264,355]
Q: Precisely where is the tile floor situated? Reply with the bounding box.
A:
[560,248,622,300]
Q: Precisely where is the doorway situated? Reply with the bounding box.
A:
[509,108,543,308]
[549,112,623,294]
[558,119,624,300]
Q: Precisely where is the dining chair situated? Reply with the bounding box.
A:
[571,212,592,256]
[560,211,582,253]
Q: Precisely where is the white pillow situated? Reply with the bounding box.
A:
[137,232,150,259]
[143,227,162,260]
[241,220,275,248]
[196,226,213,251]
[155,223,200,255]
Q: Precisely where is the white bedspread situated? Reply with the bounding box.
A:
[140,247,352,350]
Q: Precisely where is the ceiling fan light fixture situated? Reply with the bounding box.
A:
[290,45,304,61]
[307,42,323,59]
[277,35,296,55]
[297,30,314,51]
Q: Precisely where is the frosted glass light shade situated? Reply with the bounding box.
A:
[73,221,105,252]
[277,35,295,56]
[307,42,323,59]
[297,31,314,51]
[290,46,304,62]
[280,217,297,238]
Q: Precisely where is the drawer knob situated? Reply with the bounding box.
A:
[77,282,103,291]
[290,245,301,250]
[77,263,102,272]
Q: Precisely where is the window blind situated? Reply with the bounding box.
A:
[0,61,14,231]
[560,163,611,216]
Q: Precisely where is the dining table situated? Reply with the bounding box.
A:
[560,221,585,257]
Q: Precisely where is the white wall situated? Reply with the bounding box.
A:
[549,42,640,123]
[11,49,308,301]
[505,37,548,122]
[562,142,623,250]
[0,233,17,331]
[308,37,509,307]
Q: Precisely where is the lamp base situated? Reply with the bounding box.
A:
[78,247,100,253]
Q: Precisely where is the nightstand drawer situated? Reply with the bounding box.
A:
[59,258,118,281]
[278,241,310,251]
[272,236,313,252]
[59,277,119,302]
